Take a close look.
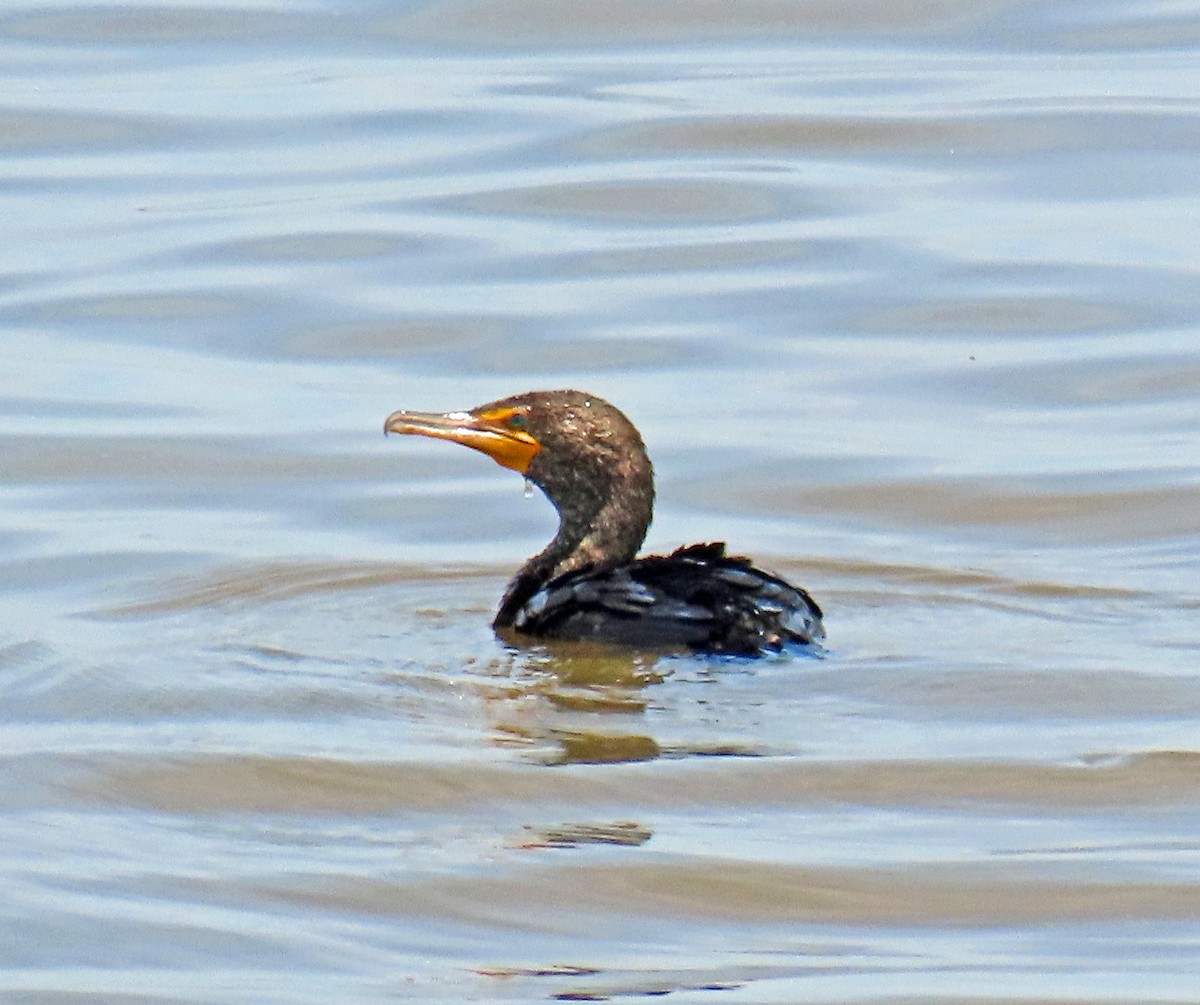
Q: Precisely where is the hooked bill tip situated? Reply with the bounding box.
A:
[383,409,414,436]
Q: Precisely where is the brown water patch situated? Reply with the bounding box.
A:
[284,317,708,370]
[950,354,1200,408]
[0,5,317,44]
[583,111,1200,160]
[543,238,824,279]
[59,750,1200,816]
[99,560,487,618]
[0,433,385,484]
[837,667,1200,720]
[0,396,190,422]
[782,556,1148,601]
[446,179,789,227]
[587,115,954,159]
[261,857,1200,928]
[0,108,175,153]
[760,477,1200,545]
[860,296,1142,336]
[197,230,411,263]
[28,290,252,324]
[385,0,1002,46]
[280,316,519,360]
[1072,9,1200,49]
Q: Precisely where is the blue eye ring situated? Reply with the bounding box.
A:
[508,413,528,431]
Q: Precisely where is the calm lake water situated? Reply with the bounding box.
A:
[2,1,1199,1001]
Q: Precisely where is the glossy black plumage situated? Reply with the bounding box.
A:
[384,390,824,655]
[507,542,823,655]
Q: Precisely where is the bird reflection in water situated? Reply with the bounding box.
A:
[483,639,663,766]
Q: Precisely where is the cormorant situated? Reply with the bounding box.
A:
[384,390,823,655]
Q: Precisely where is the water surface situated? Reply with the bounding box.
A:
[2,1,1198,1001]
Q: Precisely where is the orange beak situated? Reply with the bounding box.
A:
[384,407,541,474]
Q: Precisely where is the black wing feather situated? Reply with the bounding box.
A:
[511,543,823,655]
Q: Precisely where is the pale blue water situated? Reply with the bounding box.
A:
[2,1,1199,1002]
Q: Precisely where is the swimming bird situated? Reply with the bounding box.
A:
[384,390,823,655]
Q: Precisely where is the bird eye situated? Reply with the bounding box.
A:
[508,413,528,431]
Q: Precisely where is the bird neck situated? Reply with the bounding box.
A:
[493,474,654,628]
